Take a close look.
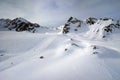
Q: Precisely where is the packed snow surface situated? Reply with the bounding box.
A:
[0,18,120,80]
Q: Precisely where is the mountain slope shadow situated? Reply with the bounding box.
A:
[96,47,120,59]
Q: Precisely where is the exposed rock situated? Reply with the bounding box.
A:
[93,52,98,54]
[62,24,70,33]
[62,17,84,34]
[91,45,97,49]
[40,56,44,59]
[64,48,68,51]
[103,23,120,33]
[0,17,40,32]
[8,17,40,32]
[101,18,114,21]
[86,17,98,25]
[0,19,11,28]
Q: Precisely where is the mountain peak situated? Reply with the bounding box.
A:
[67,17,81,23]
[62,17,84,34]
[0,17,40,32]
[86,17,98,25]
[62,17,120,39]
[12,17,29,23]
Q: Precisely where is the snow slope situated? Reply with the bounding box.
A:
[86,19,120,39]
[0,17,120,80]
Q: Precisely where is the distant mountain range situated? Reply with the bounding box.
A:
[0,17,120,39]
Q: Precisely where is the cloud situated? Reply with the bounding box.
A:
[0,0,120,27]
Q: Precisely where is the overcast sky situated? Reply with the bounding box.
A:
[0,0,120,27]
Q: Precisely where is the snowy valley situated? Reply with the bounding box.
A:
[0,17,120,80]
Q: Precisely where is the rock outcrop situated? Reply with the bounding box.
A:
[0,17,40,32]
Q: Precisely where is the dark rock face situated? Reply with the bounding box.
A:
[86,17,97,25]
[62,24,70,33]
[0,17,40,32]
[62,17,98,34]
[103,23,120,33]
[101,23,120,38]
[100,18,114,21]
[0,19,11,28]
[40,56,44,59]
[62,17,83,34]
[67,17,81,24]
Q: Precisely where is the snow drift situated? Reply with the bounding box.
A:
[0,17,120,80]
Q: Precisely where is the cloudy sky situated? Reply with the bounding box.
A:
[0,0,120,27]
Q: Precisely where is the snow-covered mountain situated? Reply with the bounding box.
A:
[62,17,120,39]
[62,17,89,34]
[0,17,55,33]
[86,18,120,39]
[0,17,120,80]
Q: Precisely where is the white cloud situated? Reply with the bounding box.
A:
[0,0,120,27]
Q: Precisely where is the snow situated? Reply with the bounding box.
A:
[85,19,120,40]
[0,18,120,80]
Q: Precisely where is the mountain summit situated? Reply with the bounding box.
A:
[0,17,40,32]
[62,17,120,39]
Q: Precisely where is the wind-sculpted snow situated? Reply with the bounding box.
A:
[0,17,120,80]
